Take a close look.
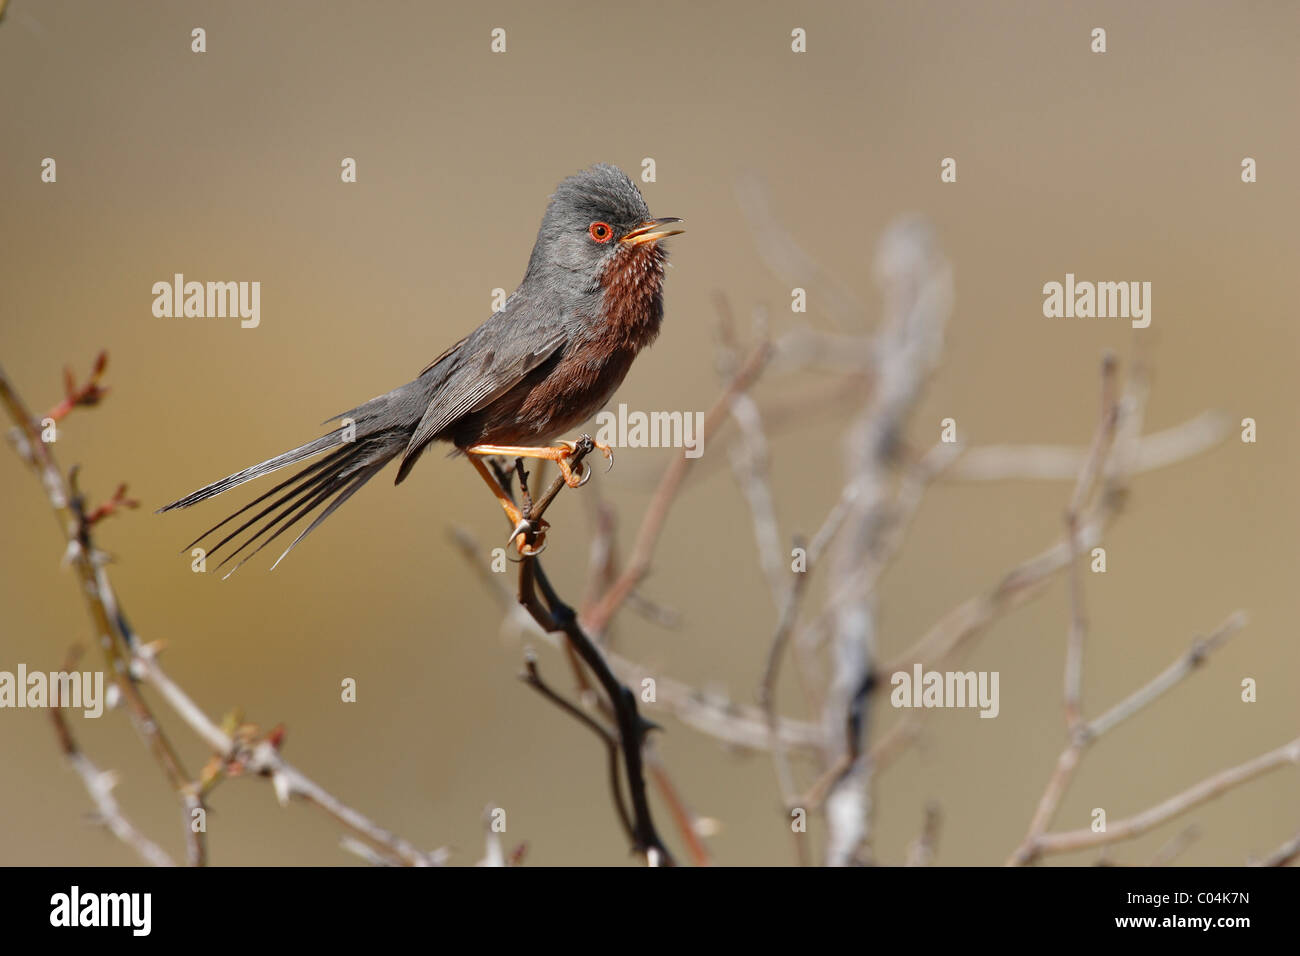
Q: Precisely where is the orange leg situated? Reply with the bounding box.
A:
[466,438,613,489]
[467,456,548,555]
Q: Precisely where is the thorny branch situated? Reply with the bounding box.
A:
[519,650,634,842]
[2,359,447,867]
[49,646,175,867]
[2,357,206,865]
[492,442,674,865]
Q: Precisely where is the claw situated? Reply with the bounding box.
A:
[551,445,589,489]
[518,537,546,557]
[506,517,548,556]
[567,435,614,481]
[579,433,615,472]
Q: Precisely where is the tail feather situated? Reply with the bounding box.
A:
[180,445,354,552]
[267,460,388,571]
[159,375,444,573]
[204,454,351,563]
[163,431,406,575]
[157,430,348,514]
[215,464,357,578]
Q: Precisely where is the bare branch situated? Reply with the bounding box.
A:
[1252,831,1300,867]
[905,802,942,867]
[1010,612,1247,865]
[4,360,447,868]
[519,648,634,842]
[49,648,175,868]
[1030,737,1299,857]
[1085,612,1247,740]
[1064,352,1121,731]
[1,359,206,865]
[945,411,1231,481]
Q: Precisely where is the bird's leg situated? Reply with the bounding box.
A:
[467,455,548,555]
[513,457,534,514]
[466,435,613,489]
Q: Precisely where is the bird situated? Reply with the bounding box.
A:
[158,164,683,575]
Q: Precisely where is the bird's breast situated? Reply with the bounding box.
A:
[595,242,667,353]
[454,243,669,447]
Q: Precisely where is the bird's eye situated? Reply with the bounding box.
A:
[588,221,613,243]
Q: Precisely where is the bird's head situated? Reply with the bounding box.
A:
[525,164,684,295]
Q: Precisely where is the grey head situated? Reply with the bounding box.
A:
[522,164,683,289]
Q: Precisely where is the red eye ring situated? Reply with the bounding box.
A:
[589,221,613,243]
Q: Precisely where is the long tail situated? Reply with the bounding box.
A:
[158,377,435,577]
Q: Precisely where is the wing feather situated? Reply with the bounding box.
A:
[395,323,567,482]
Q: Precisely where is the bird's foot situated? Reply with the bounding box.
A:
[553,435,614,488]
[466,436,613,489]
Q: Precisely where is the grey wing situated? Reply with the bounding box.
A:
[395,322,567,482]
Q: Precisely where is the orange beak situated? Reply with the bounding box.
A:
[620,218,685,246]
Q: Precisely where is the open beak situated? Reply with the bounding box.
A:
[620,217,685,246]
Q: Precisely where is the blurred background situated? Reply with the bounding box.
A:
[1,0,1296,866]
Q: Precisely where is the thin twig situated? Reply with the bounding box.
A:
[1063,353,1120,731]
[1029,737,1299,857]
[1252,831,1300,867]
[946,411,1230,481]
[1010,612,1250,865]
[645,745,713,866]
[494,438,675,864]
[1,360,206,865]
[1085,612,1247,740]
[518,556,673,864]
[4,360,446,867]
[905,802,942,866]
[130,643,448,865]
[450,529,827,753]
[519,649,634,841]
[49,647,176,867]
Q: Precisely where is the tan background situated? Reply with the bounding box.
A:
[1,0,1296,866]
